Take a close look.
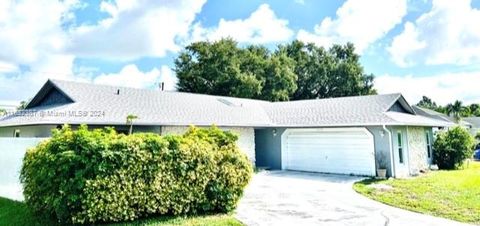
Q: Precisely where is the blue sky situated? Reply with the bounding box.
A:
[0,0,479,107]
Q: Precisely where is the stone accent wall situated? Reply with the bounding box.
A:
[407,126,428,174]
[162,126,256,163]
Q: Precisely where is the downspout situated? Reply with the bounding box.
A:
[383,125,395,178]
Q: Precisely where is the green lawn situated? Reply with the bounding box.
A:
[354,161,480,224]
[0,197,242,226]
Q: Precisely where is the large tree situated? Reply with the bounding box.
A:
[174,38,375,101]
[175,39,296,101]
[279,40,376,100]
[416,96,439,110]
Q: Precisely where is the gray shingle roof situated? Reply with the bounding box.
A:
[412,105,471,127]
[0,79,452,128]
[412,106,454,122]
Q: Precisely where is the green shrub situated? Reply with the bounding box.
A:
[20,125,252,224]
[433,126,475,169]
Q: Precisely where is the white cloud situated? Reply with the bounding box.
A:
[0,0,189,103]
[0,61,18,73]
[375,72,480,105]
[0,53,81,104]
[0,0,77,65]
[190,4,293,44]
[388,0,480,66]
[297,0,407,53]
[93,65,176,90]
[68,0,207,61]
[0,0,80,103]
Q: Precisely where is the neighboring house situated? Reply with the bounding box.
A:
[412,105,472,130]
[463,117,480,137]
[0,80,451,178]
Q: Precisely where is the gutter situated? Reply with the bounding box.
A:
[382,125,395,178]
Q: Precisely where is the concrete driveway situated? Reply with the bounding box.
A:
[235,171,472,226]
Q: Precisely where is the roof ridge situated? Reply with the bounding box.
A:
[49,79,271,103]
[49,79,404,104]
[267,93,402,105]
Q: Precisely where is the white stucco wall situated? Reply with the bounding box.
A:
[407,126,429,175]
[0,125,55,138]
[0,138,46,200]
[162,126,255,163]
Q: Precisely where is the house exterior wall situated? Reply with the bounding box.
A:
[407,126,430,175]
[254,128,286,170]
[0,125,55,137]
[81,125,161,134]
[255,126,393,175]
[161,126,256,163]
[0,125,161,138]
[389,126,410,178]
[389,126,432,178]
[366,126,393,177]
[0,137,46,201]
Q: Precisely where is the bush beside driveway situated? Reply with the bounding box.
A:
[354,162,480,225]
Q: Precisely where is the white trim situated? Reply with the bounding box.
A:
[280,127,375,175]
[396,130,405,165]
[425,129,432,163]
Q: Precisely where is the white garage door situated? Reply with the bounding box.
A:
[282,128,376,176]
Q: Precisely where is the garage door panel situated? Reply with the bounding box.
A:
[282,128,376,176]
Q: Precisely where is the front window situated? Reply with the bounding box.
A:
[397,131,404,164]
[426,132,432,158]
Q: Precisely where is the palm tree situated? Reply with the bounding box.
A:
[446,100,464,122]
[126,114,138,135]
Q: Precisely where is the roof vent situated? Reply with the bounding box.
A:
[217,98,243,107]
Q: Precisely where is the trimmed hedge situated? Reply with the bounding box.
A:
[20,125,252,224]
[433,126,475,169]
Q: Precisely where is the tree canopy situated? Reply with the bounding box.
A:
[279,40,376,99]
[417,96,439,110]
[415,96,480,118]
[175,39,296,101]
[174,38,376,101]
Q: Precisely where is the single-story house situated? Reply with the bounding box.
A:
[0,80,452,178]
[412,105,472,131]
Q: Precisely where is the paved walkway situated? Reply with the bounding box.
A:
[236,171,472,226]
